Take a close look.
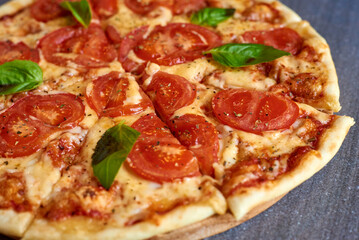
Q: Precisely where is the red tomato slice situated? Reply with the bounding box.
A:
[92,0,118,18]
[172,0,206,15]
[144,72,196,119]
[242,28,303,55]
[0,93,85,158]
[30,0,66,22]
[119,23,221,71]
[124,0,206,15]
[86,72,153,118]
[212,89,299,133]
[131,113,176,144]
[0,41,40,65]
[128,114,200,183]
[39,24,117,68]
[242,3,280,23]
[169,114,219,176]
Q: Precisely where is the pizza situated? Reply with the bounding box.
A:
[0,0,354,239]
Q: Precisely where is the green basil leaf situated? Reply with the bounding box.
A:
[204,43,290,67]
[92,122,140,189]
[191,8,235,27]
[60,0,92,28]
[0,60,43,95]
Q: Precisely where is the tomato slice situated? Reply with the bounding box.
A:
[242,3,280,23]
[39,24,117,68]
[92,0,118,18]
[30,0,66,22]
[0,41,40,65]
[212,89,299,133]
[144,72,196,119]
[86,72,153,118]
[128,114,200,182]
[119,23,221,71]
[124,0,206,15]
[242,28,303,55]
[172,0,206,15]
[169,114,219,176]
[0,93,85,158]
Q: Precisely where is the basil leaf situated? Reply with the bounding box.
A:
[0,60,43,95]
[60,0,92,28]
[191,8,235,27]
[204,43,290,67]
[92,122,140,189]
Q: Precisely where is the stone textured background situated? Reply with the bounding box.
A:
[0,0,357,240]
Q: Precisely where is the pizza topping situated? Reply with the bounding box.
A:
[204,43,290,67]
[242,3,280,23]
[46,133,83,171]
[0,41,40,65]
[92,122,140,189]
[86,72,153,117]
[60,0,92,28]
[242,28,304,55]
[128,114,200,183]
[119,23,221,71]
[190,7,235,27]
[91,0,118,19]
[169,114,219,176]
[0,172,32,212]
[30,0,66,22]
[144,71,196,119]
[0,93,85,158]
[124,0,206,15]
[39,24,117,68]
[0,60,43,95]
[212,89,299,133]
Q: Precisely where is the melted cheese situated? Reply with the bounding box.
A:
[105,2,172,36]
[122,75,143,106]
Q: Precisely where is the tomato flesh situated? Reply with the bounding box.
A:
[0,94,85,158]
[144,72,196,119]
[128,114,200,182]
[169,114,219,176]
[124,0,206,15]
[86,72,153,118]
[212,89,299,133]
[242,28,303,55]
[0,41,39,65]
[119,24,221,72]
[39,25,117,68]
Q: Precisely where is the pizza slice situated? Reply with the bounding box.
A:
[140,66,353,226]
[23,72,227,240]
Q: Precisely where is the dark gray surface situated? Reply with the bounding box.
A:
[0,0,358,240]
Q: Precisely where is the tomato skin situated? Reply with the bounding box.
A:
[212,89,299,133]
[119,24,221,72]
[0,41,40,65]
[124,0,206,15]
[128,114,200,183]
[30,0,65,22]
[0,94,85,158]
[144,72,196,119]
[86,72,153,118]
[39,24,117,68]
[242,28,303,55]
[169,114,219,176]
[242,3,280,23]
[91,0,118,18]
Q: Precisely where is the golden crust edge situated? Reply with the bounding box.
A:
[0,0,34,18]
[0,209,33,237]
[227,115,354,221]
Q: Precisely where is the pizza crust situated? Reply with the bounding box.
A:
[0,209,33,237]
[0,0,34,18]
[23,196,226,240]
[226,114,354,220]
